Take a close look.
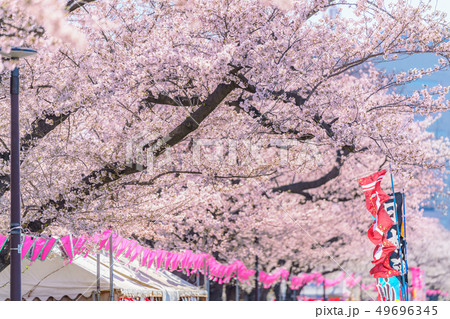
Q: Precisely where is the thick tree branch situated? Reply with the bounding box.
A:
[0,110,73,198]
[26,82,238,232]
[66,0,97,12]
[272,149,349,194]
[21,111,72,155]
[227,98,315,141]
[142,93,202,107]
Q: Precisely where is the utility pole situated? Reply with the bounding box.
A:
[235,267,239,301]
[109,232,114,301]
[0,47,38,301]
[255,255,259,301]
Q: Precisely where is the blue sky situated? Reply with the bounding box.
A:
[380,55,450,229]
[377,0,450,228]
[337,1,450,228]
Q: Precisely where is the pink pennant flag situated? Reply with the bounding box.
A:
[74,237,87,256]
[0,234,8,254]
[104,233,117,251]
[31,237,47,262]
[141,248,151,267]
[165,252,174,269]
[40,238,57,261]
[171,253,181,270]
[185,253,195,270]
[124,240,137,258]
[71,236,78,252]
[180,250,191,269]
[192,254,202,270]
[112,235,123,252]
[98,229,112,250]
[155,250,167,269]
[21,236,35,260]
[147,251,156,269]
[60,235,74,260]
[129,245,143,263]
[115,238,130,259]
[225,263,235,279]
[90,232,101,245]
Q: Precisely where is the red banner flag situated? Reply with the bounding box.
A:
[358,170,393,244]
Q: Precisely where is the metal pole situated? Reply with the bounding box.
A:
[109,233,114,301]
[389,164,407,300]
[402,189,409,301]
[255,255,259,301]
[206,265,210,301]
[235,267,239,301]
[196,270,200,287]
[10,65,21,301]
[97,252,101,301]
[323,280,326,301]
[205,264,209,301]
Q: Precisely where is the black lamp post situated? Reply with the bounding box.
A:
[0,47,37,301]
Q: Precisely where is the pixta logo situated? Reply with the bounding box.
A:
[125,130,172,174]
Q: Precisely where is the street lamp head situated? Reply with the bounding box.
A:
[0,47,38,59]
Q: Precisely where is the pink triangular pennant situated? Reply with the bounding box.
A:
[31,237,47,262]
[21,236,35,260]
[115,238,130,259]
[60,235,74,260]
[40,238,57,261]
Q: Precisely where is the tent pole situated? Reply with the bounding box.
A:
[109,232,114,301]
[196,269,200,287]
[97,252,101,301]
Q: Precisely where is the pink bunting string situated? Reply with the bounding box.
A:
[2,230,442,296]
[259,269,289,289]
[344,274,362,289]
[290,272,362,290]
[410,266,424,290]
[426,289,442,295]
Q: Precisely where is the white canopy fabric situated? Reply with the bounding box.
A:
[299,281,349,299]
[0,250,207,301]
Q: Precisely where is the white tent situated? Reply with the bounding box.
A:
[298,281,349,300]
[0,250,207,301]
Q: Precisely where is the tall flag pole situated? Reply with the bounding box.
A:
[402,189,409,300]
[389,164,407,300]
[358,169,406,300]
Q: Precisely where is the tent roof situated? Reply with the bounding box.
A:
[299,281,349,298]
[0,250,207,301]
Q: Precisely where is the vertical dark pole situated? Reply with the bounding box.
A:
[255,255,259,301]
[109,233,114,301]
[96,252,101,301]
[402,189,409,301]
[322,281,326,301]
[10,65,21,301]
[235,267,239,301]
[196,270,200,287]
[205,264,210,301]
[389,166,406,300]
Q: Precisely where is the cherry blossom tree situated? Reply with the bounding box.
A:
[1,0,450,299]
